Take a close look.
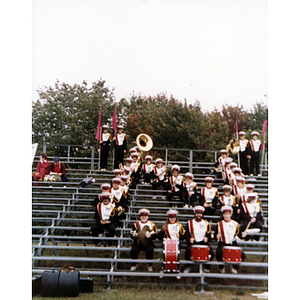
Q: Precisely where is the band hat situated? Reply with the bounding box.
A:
[239,131,246,135]
[172,165,180,171]
[223,185,232,191]
[139,208,150,216]
[235,176,245,182]
[167,209,178,217]
[221,205,233,213]
[101,192,111,199]
[123,166,131,173]
[205,176,214,182]
[229,162,238,168]
[126,157,133,162]
[194,205,205,213]
[145,155,153,160]
[129,148,137,153]
[101,183,111,189]
[246,183,255,190]
[251,131,259,136]
[113,169,122,174]
[233,167,242,173]
[247,192,258,201]
[112,177,121,183]
[131,153,139,157]
[120,175,128,181]
[185,172,194,179]
[117,125,124,129]
[224,158,233,164]
[53,156,60,163]
[155,158,163,164]
[102,125,109,129]
[220,149,227,154]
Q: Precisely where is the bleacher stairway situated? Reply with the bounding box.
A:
[32,167,268,290]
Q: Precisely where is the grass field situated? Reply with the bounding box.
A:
[33,286,266,300]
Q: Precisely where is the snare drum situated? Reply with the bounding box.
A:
[222,246,242,263]
[163,239,180,272]
[190,245,210,261]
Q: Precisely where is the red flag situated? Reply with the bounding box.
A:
[234,113,238,139]
[95,106,103,141]
[112,105,117,138]
[261,118,268,150]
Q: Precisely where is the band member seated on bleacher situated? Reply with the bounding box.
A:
[238,131,249,176]
[110,177,128,219]
[110,169,122,187]
[33,152,50,185]
[214,149,228,178]
[215,206,246,274]
[199,177,219,218]
[113,125,127,169]
[152,158,170,198]
[121,157,133,174]
[233,176,247,206]
[183,172,198,208]
[142,155,155,184]
[227,162,238,186]
[218,185,238,221]
[91,183,111,209]
[97,124,112,171]
[166,165,185,207]
[120,175,130,196]
[239,193,263,241]
[130,153,141,189]
[184,206,214,273]
[231,167,243,187]
[240,183,262,206]
[90,192,118,246]
[222,157,233,184]
[130,209,157,272]
[158,209,186,242]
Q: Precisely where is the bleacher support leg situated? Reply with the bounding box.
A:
[194,263,214,297]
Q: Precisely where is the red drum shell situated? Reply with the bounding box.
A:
[190,245,210,261]
[163,239,179,273]
[222,246,242,263]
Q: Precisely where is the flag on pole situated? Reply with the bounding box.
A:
[261,116,268,151]
[95,106,103,141]
[234,112,238,139]
[112,104,117,138]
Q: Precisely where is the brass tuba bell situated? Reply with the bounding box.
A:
[136,133,153,152]
[226,137,240,154]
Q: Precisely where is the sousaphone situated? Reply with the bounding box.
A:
[136,133,153,152]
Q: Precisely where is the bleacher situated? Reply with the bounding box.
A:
[32,156,268,291]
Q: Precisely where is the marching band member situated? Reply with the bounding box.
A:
[228,162,238,186]
[130,152,142,189]
[231,167,243,187]
[97,125,112,171]
[142,155,155,185]
[238,131,249,176]
[239,193,263,241]
[90,192,118,246]
[233,176,247,206]
[166,165,185,207]
[130,209,157,272]
[219,185,238,220]
[222,157,233,184]
[215,206,246,274]
[183,172,198,208]
[184,206,214,273]
[247,131,262,177]
[121,157,133,174]
[110,177,128,218]
[152,158,170,198]
[120,175,130,196]
[113,125,127,169]
[199,177,219,218]
[158,209,186,242]
[91,183,111,209]
[214,149,228,178]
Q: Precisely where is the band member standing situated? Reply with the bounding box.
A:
[90,192,118,246]
[97,125,112,171]
[130,209,157,272]
[238,131,249,176]
[152,158,170,198]
[166,165,185,207]
[199,177,219,218]
[215,206,246,274]
[142,155,155,185]
[183,172,198,208]
[184,206,214,273]
[113,125,127,169]
[247,131,262,177]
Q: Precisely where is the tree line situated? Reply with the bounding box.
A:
[32,79,268,152]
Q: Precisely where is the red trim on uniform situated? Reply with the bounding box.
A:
[165,225,171,239]
[242,202,251,217]
[135,222,140,230]
[201,188,206,203]
[97,202,103,220]
[219,221,226,244]
[188,220,195,239]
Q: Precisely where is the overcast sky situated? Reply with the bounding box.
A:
[32,0,268,112]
